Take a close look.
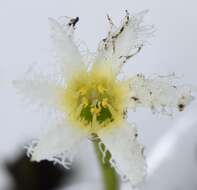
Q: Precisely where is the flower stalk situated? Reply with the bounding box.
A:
[93,138,119,190]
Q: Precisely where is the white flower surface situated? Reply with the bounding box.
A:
[14,11,194,186]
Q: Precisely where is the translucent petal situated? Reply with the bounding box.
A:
[98,122,146,186]
[13,74,65,110]
[13,17,86,110]
[96,10,154,73]
[28,120,87,168]
[49,18,85,80]
[128,74,194,114]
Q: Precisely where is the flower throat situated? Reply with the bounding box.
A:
[60,65,129,129]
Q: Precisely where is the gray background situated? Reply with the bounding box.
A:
[0,0,197,189]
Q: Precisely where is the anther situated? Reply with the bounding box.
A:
[102,98,108,108]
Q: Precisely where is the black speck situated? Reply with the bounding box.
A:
[119,26,124,33]
[131,96,139,101]
[178,103,185,111]
[102,38,107,42]
[68,17,79,27]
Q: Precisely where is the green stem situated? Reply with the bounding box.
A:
[93,138,119,190]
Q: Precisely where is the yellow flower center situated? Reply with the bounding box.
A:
[59,64,129,131]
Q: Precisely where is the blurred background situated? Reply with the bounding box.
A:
[0,0,197,189]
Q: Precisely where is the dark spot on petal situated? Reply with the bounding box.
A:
[131,96,139,101]
[119,26,124,33]
[178,103,185,111]
[102,38,107,42]
[123,109,128,119]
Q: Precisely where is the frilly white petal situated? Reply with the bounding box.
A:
[13,73,64,110]
[96,10,154,73]
[97,122,146,186]
[49,18,85,80]
[28,120,87,168]
[13,17,86,109]
[128,74,194,114]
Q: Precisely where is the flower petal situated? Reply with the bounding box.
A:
[28,120,87,168]
[128,74,194,114]
[97,122,146,186]
[13,73,65,110]
[49,18,85,80]
[96,10,153,73]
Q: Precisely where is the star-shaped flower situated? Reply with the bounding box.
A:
[14,11,194,186]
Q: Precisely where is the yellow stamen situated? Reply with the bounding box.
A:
[102,98,108,108]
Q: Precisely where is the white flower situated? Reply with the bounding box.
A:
[14,11,194,186]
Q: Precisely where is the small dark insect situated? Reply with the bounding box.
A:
[134,133,138,137]
[178,103,185,111]
[68,17,79,27]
